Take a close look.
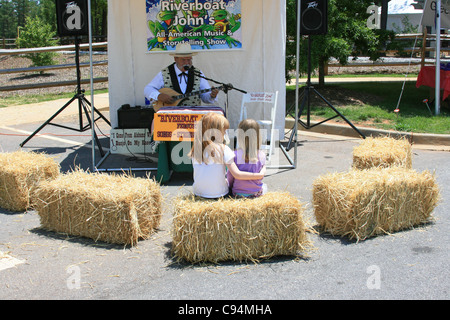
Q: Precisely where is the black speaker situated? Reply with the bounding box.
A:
[55,0,89,37]
[300,0,328,35]
[118,106,155,129]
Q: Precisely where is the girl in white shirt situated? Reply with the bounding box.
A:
[189,112,265,199]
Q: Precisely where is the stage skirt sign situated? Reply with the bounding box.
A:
[110,128,153,154]
[146,0,242,52]
[153,106,224,142]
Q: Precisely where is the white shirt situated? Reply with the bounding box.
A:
[192,144,235,198]
[144,64,217,105]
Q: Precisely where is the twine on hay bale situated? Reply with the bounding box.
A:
[171,192,312,263]
[312,168,440,241]
[352,137,412,170]
[0,150,60,212]
[34,170,162,246]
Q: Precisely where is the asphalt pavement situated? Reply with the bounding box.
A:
[0,94,449,304]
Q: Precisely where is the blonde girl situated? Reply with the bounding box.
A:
[227,119,267,198]
[189,113,265,198]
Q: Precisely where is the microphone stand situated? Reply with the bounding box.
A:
[188,67,247,116]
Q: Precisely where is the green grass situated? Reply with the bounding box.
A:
[1,82,448,134]
[0,89,108,109]
[287,81,450,135]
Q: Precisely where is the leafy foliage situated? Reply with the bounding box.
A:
[286,0,395,86]
[15,16,58,68]
[0,0,107,39]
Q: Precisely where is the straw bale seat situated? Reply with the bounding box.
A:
[34,170,162,246]
[0,151,60,212]
[172,192,311,263]
[352,137,412,170]
[312,168,440,241]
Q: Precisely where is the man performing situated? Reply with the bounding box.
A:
[144,42,220,110]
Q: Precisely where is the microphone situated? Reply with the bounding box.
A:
[183,65,194,71]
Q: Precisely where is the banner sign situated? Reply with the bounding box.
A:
[246,92,277,103]
[110,129,153,154]
[153,112,202,141]
[146,0,242,52]
[421,0,450,28]
[153,106,224,141]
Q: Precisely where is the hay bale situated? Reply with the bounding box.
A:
[352,137,412,170]
[0,151,60,212]
[312,168,440,241]
[172,192,311,263]
[34,170,162,246]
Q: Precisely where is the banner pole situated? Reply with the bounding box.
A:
[88,0,96,170]
[293,0,301,169]
[436,0,441,116]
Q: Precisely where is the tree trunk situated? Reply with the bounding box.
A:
[381,0,389,30]
[318,58,326,88]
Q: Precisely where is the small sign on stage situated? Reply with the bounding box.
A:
[153,113,202,142]
[153,106,224,142]
[246,92,276,103]
[110,128,153,154]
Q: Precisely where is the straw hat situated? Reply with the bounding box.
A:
[170,43,198,57]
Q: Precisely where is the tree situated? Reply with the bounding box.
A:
[1,0,108,40]
[13,0,39,29]
[15,16,58,69]
[0,0,40,38]
[286,0,392,87]
[38,0,56,33]
[0,0,17,38]
[91,0,108,37]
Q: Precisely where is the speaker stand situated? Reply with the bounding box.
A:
[19,37,110,157]
[286,36,365,151]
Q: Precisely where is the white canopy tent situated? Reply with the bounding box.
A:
[98,0,294,170]
[107,0,286,130]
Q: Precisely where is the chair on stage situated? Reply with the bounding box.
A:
[239,91,279,162]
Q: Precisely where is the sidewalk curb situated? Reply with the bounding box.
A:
[285,118,450,149]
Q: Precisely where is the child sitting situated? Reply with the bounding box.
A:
[227,119,267,198]
[189,113,265,199]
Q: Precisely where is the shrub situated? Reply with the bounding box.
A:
[16,16,58,70]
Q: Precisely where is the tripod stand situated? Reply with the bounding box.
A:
[286,36,365,151]
[20,37,110,156]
